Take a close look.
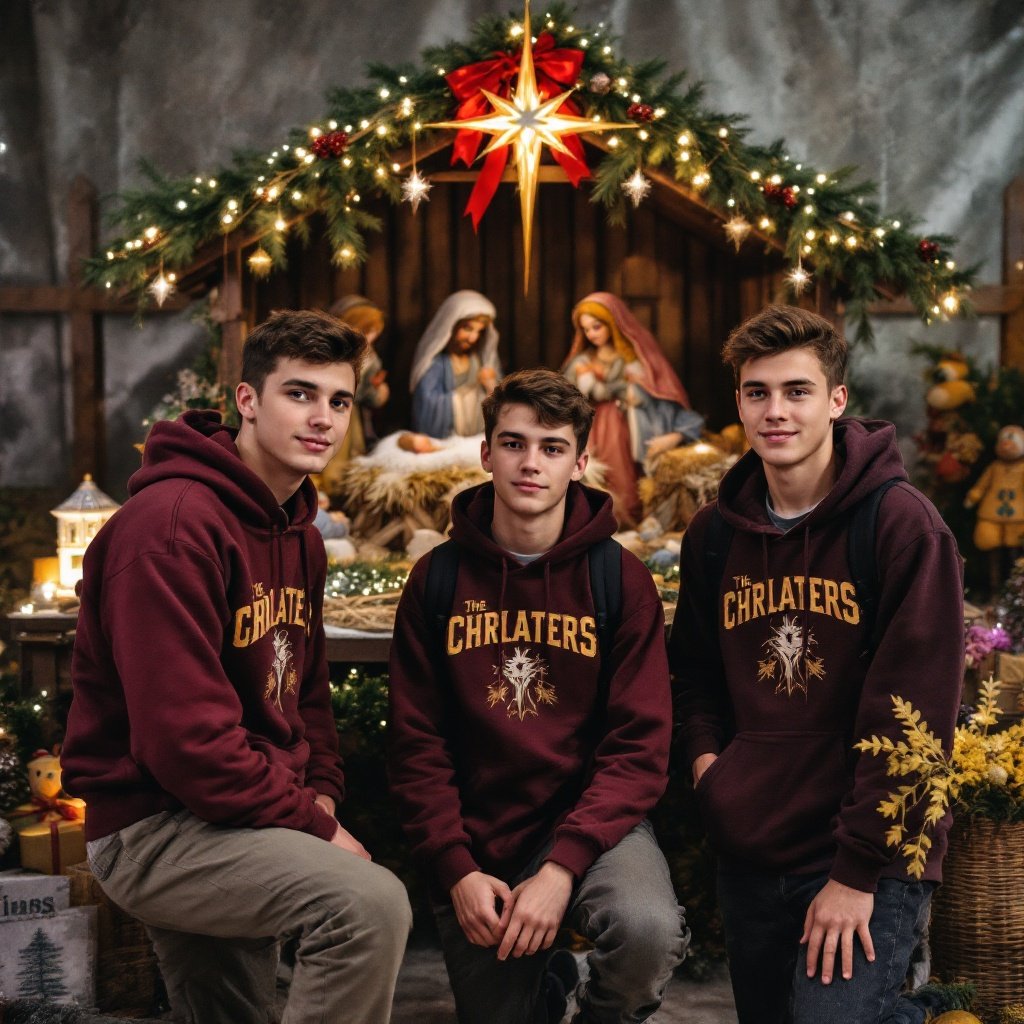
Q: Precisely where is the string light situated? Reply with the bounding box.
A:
[941,291,960,314]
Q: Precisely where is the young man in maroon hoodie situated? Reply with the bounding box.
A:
[389,369,688,1024]
[670,306,964,1023]
[61,310,412,1024]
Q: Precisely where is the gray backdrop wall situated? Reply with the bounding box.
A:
[2,0,1023,497]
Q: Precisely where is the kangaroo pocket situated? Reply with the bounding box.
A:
[695,731,848,870]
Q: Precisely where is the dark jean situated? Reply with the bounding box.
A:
[717,868,935,1024]
[435,821,689,1024]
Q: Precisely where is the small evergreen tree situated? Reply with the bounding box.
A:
[16,927,69,1002]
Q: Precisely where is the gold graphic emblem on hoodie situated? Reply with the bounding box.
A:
[487,646,557,721]
[757,615,826,698]
[264,629,299,709]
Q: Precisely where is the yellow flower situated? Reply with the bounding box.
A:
[856,677,1024,878]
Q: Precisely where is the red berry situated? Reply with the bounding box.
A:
[626,102,655,122]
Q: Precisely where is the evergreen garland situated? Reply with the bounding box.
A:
[324,561,409,599]
[87,3,973,343]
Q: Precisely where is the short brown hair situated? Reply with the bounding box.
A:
[241,309,367,394]
[721,305,847,391]
[482,368,594,456]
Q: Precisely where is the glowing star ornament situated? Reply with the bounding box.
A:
[786,259,811,295]
[148,263,175,307]
[723,215,751,251]
[248,247,273,279]
[622,168,652,208]
[428,0,636,290]
[401,169,432,213]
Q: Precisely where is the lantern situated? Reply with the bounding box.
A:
[51,475,119,591]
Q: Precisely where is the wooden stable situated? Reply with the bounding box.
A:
[238,146,802,434]
[4,153,1023,488]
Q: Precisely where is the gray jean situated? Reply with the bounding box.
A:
[435,820,690,1024]
[88,809,412,1024]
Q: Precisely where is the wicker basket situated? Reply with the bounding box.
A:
[930,818,1024,1016]
[67,861,163,1017]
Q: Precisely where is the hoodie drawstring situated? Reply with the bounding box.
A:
[800,525,811,693]
[496,557,509,676]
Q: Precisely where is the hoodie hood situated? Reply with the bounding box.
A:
[389,476,671,890]
[129,410,318,532]
[716,417,909,534]
[450,480,618,566]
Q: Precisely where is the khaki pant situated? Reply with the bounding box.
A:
[88,809,412,1024]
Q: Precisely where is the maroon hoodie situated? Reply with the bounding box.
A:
[388,482,671,893]
[62,411,343,844]
[670,418,964,892]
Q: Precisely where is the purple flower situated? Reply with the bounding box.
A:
[964,624,1013,668]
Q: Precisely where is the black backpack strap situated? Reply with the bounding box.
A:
[848,478,902,654]
[424,539,460,646]
[589,537,622,707]
[589,537,622,653]
[703,504,735,612]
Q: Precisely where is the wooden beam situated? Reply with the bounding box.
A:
[212,251,247,387]
[0,283,188,313]
[430,166,572,183]
[869,283,1024,317]
[67,176,105,486]
[1004,176,1024,369]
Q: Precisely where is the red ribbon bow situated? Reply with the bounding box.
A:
[10,795,84,824]
[445,33,589,228]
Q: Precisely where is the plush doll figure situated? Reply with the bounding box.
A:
[10,749,85,827]
[965,425,1024,551]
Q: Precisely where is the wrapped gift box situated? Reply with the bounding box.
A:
[18,820,86,875]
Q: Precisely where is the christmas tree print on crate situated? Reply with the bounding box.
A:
[0,873,96,1006]
[16,927,70,1001]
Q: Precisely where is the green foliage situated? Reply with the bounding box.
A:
[328,665,428,911]
[324,561,408,599]
[0,674,51,772]
[89,3,972,342]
